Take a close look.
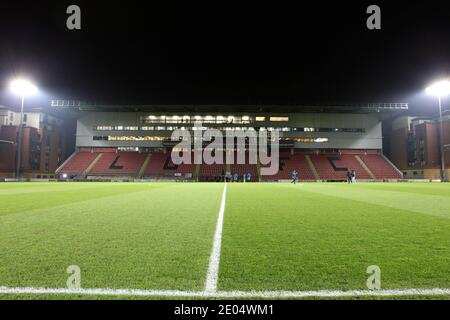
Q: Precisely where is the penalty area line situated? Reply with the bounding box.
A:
[0,287,449,298]
[204,182,227,293]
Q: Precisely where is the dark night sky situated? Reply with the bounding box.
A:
[0,1,449,113]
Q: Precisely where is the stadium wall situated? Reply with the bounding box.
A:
[75,112,383,150]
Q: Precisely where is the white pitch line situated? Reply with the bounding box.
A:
[204,182,227,293]
[0,286,449,298]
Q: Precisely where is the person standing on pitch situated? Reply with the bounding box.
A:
[292,169,298,184]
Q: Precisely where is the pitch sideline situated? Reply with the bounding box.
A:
[0,286,449,298]
[204,182,227,293]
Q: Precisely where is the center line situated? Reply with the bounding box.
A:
[205,182,227,293]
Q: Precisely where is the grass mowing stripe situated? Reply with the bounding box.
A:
[354,184,450,198]
[0,182,134,196]
[0,185,150,216]
[205,183,227,293]
[284,183,450,219]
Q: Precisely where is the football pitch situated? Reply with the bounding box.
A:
[0,182,449,300]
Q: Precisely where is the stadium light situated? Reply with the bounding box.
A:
[426,80,450,182]
[9,78,38,179]
[426,80,450,97]
[10,79,38,97]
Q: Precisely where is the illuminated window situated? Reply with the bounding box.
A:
[255,117,265,122]
[103,136,165,141]
[270,117,289,122]
[216,116,226,124]
[283,137,329,143]
[118,147,139,151]
[204,116,215,124]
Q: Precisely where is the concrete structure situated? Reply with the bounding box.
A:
[75,112,383,151]
[51,103,407,181]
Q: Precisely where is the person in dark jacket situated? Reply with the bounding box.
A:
[292,170,298,184]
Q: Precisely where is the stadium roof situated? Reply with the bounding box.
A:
[50,101,408,114]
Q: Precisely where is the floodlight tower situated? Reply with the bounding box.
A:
[10,79,38,179]
[426,80,450,182]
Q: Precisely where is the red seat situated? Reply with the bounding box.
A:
[144,151,195,176]
[230,151,257,178]
[90,152,147,175]
[261,152,315,180]
[200,150,226,177]
[360,154,402,179]
[60,152,98,175]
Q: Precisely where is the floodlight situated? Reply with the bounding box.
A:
[9,78,38,179]
[10,79,38,97]
[426,80,450,97]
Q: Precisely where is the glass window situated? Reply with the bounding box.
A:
[270,117,289,122]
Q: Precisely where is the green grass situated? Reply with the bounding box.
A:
[0,182,449,300]
[219,183,450,291]
[0,182,223,290]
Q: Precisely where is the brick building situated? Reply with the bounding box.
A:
[389,115,450,179]
[0,106,67,178]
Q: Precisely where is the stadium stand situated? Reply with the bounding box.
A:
[340,154,372,179]
[260,151,400,181]
[144,151,195,176]
[360,154,402,179]
[199,163,225,178]
[47,105,410,181]
[309,152,403,180]
[57,148,402,181]
[309,154,348,181]
[59,152,98,175]
[199,150,226,179]
[230,151,257,180]
[292,154,317,180]
[261,152,315,180]
[89,152,147,175]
